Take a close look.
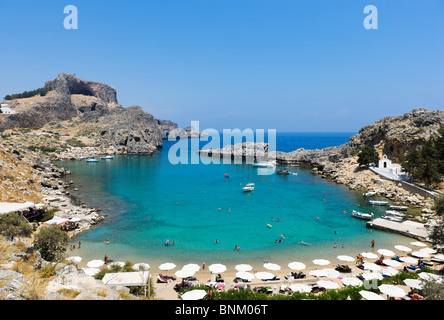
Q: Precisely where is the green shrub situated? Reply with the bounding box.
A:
[33,225,69,262]
[0,213,33,238]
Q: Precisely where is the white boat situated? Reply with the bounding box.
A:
[385,210,406,218]
[388,205,408,211]
[363,192,376,197]
[351,210,374,220]
[252,161,275,168]
[100,156,114,160]
[368,200,389,206]
[381,215,403,222]
[242,183,255,192]
[86,159,99,163]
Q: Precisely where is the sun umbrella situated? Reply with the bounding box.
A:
[433,254,444,261]
[66,256,82,264]
[312,259,330,266]
[255,271,275,280]
[410,241,427,247]
[288,262,306,271]
[359,290,385,300]
[236,271,254,281]
[363,262,382,271]
[289,284,312,293]
[322,268,340,278]
[337,255,355,262]
[263,263,281,271]
[394,245,412,253]
[209,263,227,273]
[419,247,437,254]
[403,279,423,289]
[399,256,417,264]
[309,269,328,277]
[316,280,339,290]
[382,259,402,268]
[418,272,443,282]
[378,284,407,298]
[361,252,378,259]
[411,251,429,258]
[87,260,104,268]
[132,263,150,271]
[158,263,176,271]
[182,263,200,272]
[362,272,383,281]
[175,269,196,278]
[382,268,399,276]
[377,249,395,257]
[181,289,207,300]
[342,277,363,287]
[82,268,101,276]
[235,264,252,272]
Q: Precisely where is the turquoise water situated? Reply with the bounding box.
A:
[60,133,412,269]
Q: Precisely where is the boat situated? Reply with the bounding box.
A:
[86,159,99,163]
[290,164,299,167]
[267,223,272,228]
[242,183,255,192]
[368,200,389,206]
[351,210,374,220]
[381,215,403,222]
[252,161,275,168]
[388,205,408,211]
[100,156,114,160]
[276,169,290,175]
[385,210,406,218]
[363,192,376,197]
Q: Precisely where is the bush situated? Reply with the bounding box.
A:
[357,145,380,166]
[0,213,33,238]
[33,225,69,262]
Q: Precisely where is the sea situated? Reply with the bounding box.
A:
[59,132,414,270]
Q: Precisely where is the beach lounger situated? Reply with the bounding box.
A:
[157,275,169,283]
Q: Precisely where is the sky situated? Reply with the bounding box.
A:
[0,0,443,132]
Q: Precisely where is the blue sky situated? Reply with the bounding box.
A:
[0,0,443,131]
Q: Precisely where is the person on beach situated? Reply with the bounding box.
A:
[77,241,81,249]
[371,239,375,247]
[203,262,205,269]
[104,254,108,264]
[333,243,337,248]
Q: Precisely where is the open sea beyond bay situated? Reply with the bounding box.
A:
[59,132,414,270]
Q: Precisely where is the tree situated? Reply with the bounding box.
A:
[0,213,33,238]
[426,195,444,248]
[33,225,69,262]
[357,145,379,166]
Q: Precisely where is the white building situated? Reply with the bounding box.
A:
[0,107,15,114]
[378,155,392,170]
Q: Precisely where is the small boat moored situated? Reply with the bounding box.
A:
[385,210,406,218]
[368,200,389,206]
[86,158,99,163]
[381,215,403,222]
[100,156,114,160]
[276,169,290,175]
[252,161,275,168]
[387,205,408,211]
[363,192,376,197]
[351,210,374,220]
[242,183,255,192]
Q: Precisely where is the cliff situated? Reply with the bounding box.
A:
[0,73,163,155]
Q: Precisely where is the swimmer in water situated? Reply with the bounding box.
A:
[299,241,311,246]
[279,234,286,239]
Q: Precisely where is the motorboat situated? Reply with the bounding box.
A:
[242,183,255,192]
[276,169,290,175]
[381,215,403,222]
[100,156,114,160]
[351,210,374,220]
[86,158,99,163]
[368,200,389,206]
[363,192,376,197]
[388,205,408,211]
[252,161,275,168]
[385,210,406,218]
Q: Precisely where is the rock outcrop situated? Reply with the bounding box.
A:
[0,73,164,155]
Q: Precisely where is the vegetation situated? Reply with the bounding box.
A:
[4,87,52,100]
[427,195,444,248]
[0,213,33,238]
[402,125,443,187]
[357,145,379,166]
[27,145,58,154]
[33,225,70,262]
[66,138,87,148]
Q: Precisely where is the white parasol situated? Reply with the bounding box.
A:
[182,263,200,272]
[181,289,207,300]
[399,256,417,264]
[289,284,312,293]
[66,256,82,264]
[175,269,196,278]
[361,252,378,259]
[132,263,150,271]
[359,290,385,300]
[263,263,281,271]
[255,271,275,280]
[158,263,176,271]
[87,260,105,268]
[403,279,423,289]
[363,262,382,272]
[209,263,227,273]
[236,271,254,281]
[382,259,402,268]
[337,255,355,262]
[378,284,407,298]
[316,280,339,290]
[362,272,383,281]
[288,262,306,270]
[411,251,429,258]
[312,259,330,266]
[235,264,253,272]
[410,241,427,247]
[342,277,363,287]
[382,267,399,276]
[394,245,412,252]
[377,249,395,257]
